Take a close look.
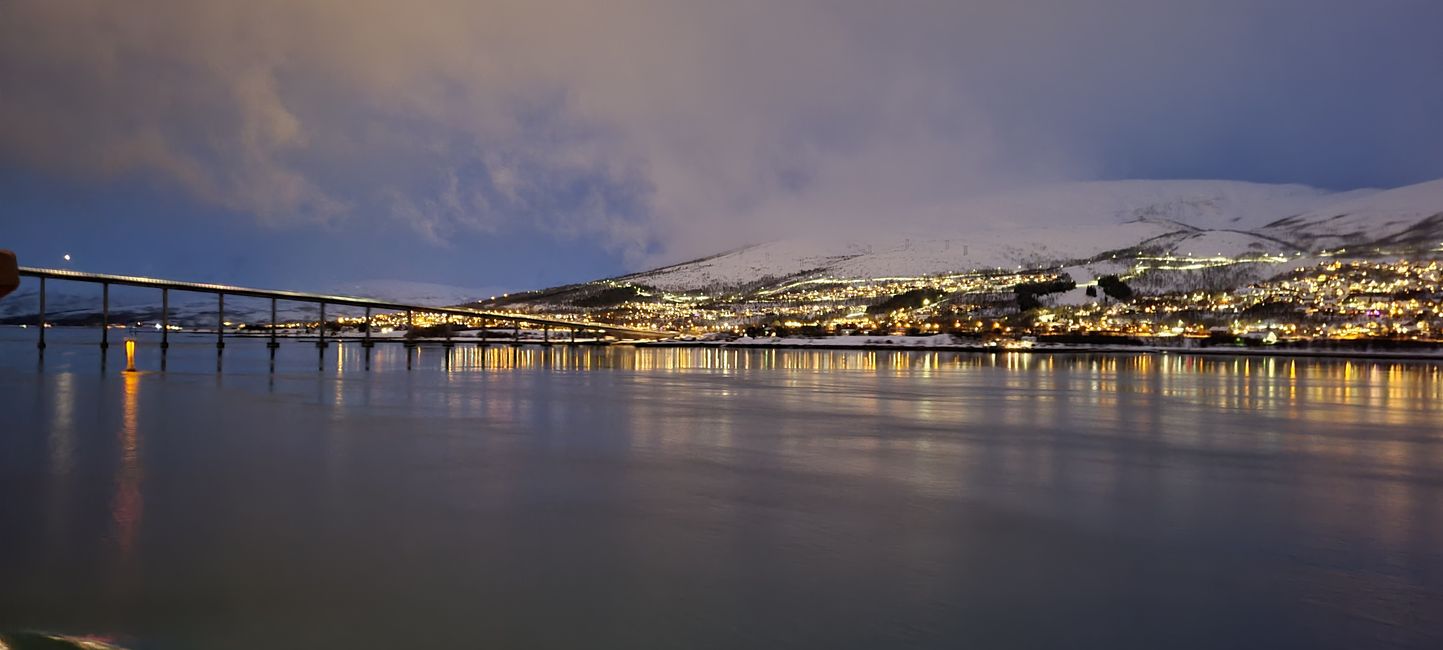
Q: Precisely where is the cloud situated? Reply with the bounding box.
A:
[2,0,1441,266]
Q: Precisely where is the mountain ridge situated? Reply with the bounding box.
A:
[598,178,1442,294]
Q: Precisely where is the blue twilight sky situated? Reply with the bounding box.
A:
[2,0,1443,293]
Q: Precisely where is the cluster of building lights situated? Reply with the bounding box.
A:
[494,255,1443,344]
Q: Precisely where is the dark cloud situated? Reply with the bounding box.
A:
[2,0,1441,266]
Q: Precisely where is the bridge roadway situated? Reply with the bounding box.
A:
[17,266,676,345]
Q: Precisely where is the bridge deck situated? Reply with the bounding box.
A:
[17,267,673,339]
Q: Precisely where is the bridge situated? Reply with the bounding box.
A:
[13,266,675,369]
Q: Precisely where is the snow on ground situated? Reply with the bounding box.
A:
[1260,178,1443,248]
[928,179,1357,231]
[622,178,1443,293]
[1162,230,1295,258]
[630,222,1162,291]
[323,279,497,307]
[630,221,1269,292]
[1300,178,1443,223]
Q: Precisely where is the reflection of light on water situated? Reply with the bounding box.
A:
[113,371,143,556]
[50,372,75,475]
[45,371,78,555]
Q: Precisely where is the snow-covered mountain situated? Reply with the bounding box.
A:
[1259,178,1443,252]
[615,179,1442,292]
[321,279,497,307]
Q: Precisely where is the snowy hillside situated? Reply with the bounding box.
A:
[925,179,1368,231]
[1260,179,1443,251]
[620,179,1441,292]
[323,280,495,307]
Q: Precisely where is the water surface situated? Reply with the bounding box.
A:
[2,330,1442,648]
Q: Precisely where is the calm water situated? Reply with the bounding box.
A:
[2,329,1442,649]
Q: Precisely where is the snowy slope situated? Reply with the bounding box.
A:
[622,179,1431,292]
[324,280,496,307]
[931,179,1365,231]
[1260,179,1443,250]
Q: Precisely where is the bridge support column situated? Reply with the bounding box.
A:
[317,303,328,349]
[543,324,550,346]
[215,293,225,372]
[100,282,110,350]
[37,276,45,351]
[267,298,279,349]
[317,302,326,372]
[216,293,225,350]
[161,288,170,349]
[443,314,454,348]
[160,287,169,371]
[404,309,415,370]
[265,297,278,372]
[362,307,373,372]
[513,321,520,345]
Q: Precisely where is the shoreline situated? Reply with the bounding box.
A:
[637,339,1443,362]
[7,327,1443,362]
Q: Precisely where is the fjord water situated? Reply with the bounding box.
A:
[2,330,1441,649]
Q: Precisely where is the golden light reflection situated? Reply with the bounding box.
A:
[337,346,1442,431]
[112,371,143,556]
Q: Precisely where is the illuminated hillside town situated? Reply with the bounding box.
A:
[99,250,1443,351]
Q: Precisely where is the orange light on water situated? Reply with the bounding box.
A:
[124,338,136,372]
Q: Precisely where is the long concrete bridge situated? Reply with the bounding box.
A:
[14,266,675,368]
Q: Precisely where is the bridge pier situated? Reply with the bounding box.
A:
[216,293,225,350]
[316,303,327,372]
[36,276,45,351]
[267,298,279,349]
[100,281,110,350]
[317,302,328,349]
[361,307,374,348]
[160,288,169,370]
[215,293,225,373]
[362,306,373,372]
[266,297,278,373]
[161,288,170,349]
